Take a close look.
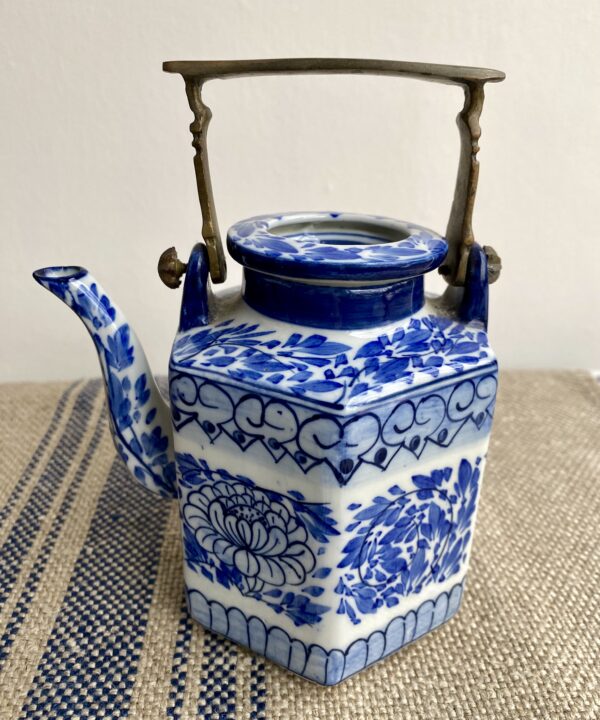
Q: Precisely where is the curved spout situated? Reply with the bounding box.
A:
[33,266,176,498]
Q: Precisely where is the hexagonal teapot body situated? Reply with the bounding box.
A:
[169,212,497,685]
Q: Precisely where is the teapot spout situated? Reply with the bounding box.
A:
[33,266,176,498]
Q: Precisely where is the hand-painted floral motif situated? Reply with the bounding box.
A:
[35,269,176,496]
[227,212,447,281]
[335,458,481,624]
[179,455,339,627]
[171,315,492,406]
[184,480,316,588]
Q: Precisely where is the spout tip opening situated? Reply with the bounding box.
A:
[33,266,87,285]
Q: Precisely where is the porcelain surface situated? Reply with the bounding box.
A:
[227,211,448,281]
[34,211,497,684]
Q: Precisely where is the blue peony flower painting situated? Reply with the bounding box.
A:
[184,481,316,589]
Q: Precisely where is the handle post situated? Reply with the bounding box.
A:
[441,81,485,285]
[184,78,227,284]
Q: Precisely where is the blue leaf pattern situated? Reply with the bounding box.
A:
[106,326,135,371]
[227,213,447,280]
[172,314,490,405]
[334,458,481,623]
[36,270,176,497]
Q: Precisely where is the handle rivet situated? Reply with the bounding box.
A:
[158,247,187,288]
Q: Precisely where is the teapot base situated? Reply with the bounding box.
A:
[185,580,464,685]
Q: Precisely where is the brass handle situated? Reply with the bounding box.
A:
[163,58,505,287]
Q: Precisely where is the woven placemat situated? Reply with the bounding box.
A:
[0,372,598,719]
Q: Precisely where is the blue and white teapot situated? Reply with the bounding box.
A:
[34,59,505,684]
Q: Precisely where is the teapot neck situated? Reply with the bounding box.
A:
[242,269,424,330]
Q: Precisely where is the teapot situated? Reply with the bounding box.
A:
[34,59,504,685]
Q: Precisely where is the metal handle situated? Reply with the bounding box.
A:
[163,58,505,286]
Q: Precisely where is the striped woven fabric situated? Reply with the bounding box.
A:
[0,372,598,719]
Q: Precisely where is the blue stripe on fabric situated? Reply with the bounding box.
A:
[0,403,107,669]
[19,458,171,719]
[0,381,98,609]
[0,381,78,529]
[249,656,266,720]
[197,631,238,719]
[166,596,194,719]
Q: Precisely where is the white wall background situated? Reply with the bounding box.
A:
[1,0,599,381]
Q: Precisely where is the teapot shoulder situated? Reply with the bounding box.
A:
[169,295,496,411]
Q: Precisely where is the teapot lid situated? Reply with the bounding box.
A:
[227,212,447,282]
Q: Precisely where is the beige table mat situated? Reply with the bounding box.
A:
[0,371,598,719]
